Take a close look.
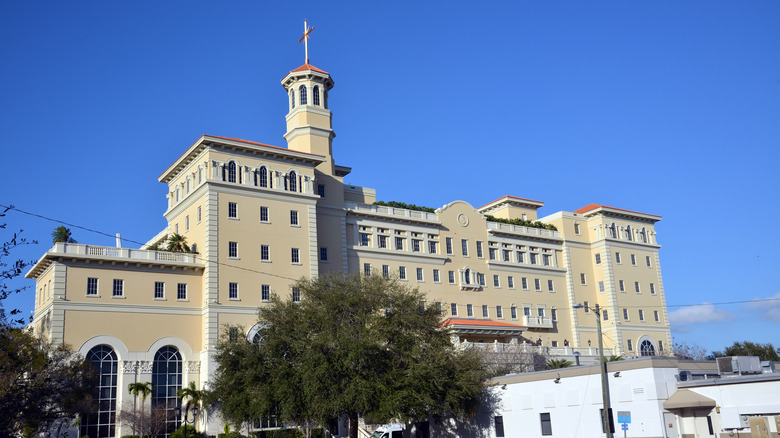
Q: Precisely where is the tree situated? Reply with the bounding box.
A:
[545,358,573,369]
[51,225,76,244]
[119,404,171,438]
[128,381,154,436]
[673,340,709,361]
[177,381,204,428]
[714,341,780,361]
[1,205,38,326]
[207,274,488,438]
[166,233,190,252]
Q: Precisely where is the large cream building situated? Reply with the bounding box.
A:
[26,57,672,437]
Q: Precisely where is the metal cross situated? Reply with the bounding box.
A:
[298,20,314,64]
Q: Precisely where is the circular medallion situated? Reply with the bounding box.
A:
[457,214,469,227]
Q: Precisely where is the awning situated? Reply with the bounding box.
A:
[663,389,716,410]
[440,318,526,336]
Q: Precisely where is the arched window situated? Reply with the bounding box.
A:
[640,227,647,243]
[639,339,657,356]
[299,85,307,105]
[81,346,118,438]
[609,223,617,238]
[313,86,320,106]
[464,268,471,285]
[258,166,268,188]
[226,162,237,183]
[288,171,297,192]
[291,90,295,108]
[153,346,183,436]
[625,225,633,241]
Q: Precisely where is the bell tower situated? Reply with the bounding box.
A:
[281,21,336,174]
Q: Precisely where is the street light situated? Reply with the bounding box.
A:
[173,405,199,438]
[573,303,613,438]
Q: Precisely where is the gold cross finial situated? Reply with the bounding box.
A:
[298,20,314,64]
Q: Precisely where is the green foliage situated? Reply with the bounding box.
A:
[714,341,780,361]
[166,233,191,252]
[218,432,243,438]
[604,355,624,362]
[1,206,38,325]
[208,274,488,438]
[51,225,77,244]
[483,215,558,231]
[545,358,573,369]
[169,425,205,438]
[373,201,436,213]
[121,435,141,438]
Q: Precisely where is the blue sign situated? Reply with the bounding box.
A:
[617,411,631,424]
[622,424,629,431]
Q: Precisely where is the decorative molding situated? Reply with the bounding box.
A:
[186,361,201,374]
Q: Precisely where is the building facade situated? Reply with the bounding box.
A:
[26,59,672,437]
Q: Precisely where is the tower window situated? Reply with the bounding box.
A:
[313,85,320,106]
[287,171,297,192]
[291,90,295,108]
[224,161,237,183]
[299,85,307,105]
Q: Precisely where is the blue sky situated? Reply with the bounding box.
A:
[1,1,778,354]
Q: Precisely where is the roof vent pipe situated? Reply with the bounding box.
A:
[116,233,122,248]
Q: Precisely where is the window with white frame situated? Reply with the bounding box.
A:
[299,85,307,105]
[584,301,590,313]
[399,266,406,280]
[574,222,580,234]
[360,233,371,247]
[467,304,473,317]
[654,310,660,322]
[478,273,485,286]
[416,268,423,282]
[496,306,503,318]
[445,237,453,255]
[646,255,652,267]
[488,248,496,260]
[530,253,537,265]
[461,239,468,256]
[543,254,551,266]
[508,276,514,289]
[522,277,528,290]
[113,279,124,297]
[623,308,629,321]
[503,249,511,262]
[482,305,489,318]
[185,215,189,231]
[364,263,371,276]
[229,282,239,300]
[602,309,608,320]
[291,248,300,264]
[313,85,320,106]
[537,307,545,317]
[395,236,404,250]
[635,281,640,293]
[229,241,238,258]
[650,283,655,294]
[580,273,586,285]
[287,171,297,192]
[260,245,270,261]
[627,339,633,351]
[534,278,541,291]
[378,235,387,249]
[228,202,237,218]
[493,275,500,288]
[448,271,455,284]
[619,280,625,292]
[433,269,440,283]
[87,278,98,296]
[595,253,601,265]
[382,265,389,278]
[412,239,421,252]
[551,308,557,321]
[615,252,622,264]
[261,285,270,301]
[451,303,458,316]
[154,281,164,299]
[517,251,524,263]
[258,166,268,187]
[511,306,517,319]
[428,241,437,254]
[598,281,605,292]
[177,283,187,300]
[260,206,269,222]
[197,206,202,222]
[523,306,531,317]
[631,254,637,266]
[547,280,554,292]
[639,309,645,321]
[290,210,299,226]
[292,287,301,303]
[476,241,483,258]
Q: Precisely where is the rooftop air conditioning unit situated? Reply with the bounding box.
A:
[761,361,776,373]
[717,356,762,375]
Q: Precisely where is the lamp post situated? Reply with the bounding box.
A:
[574,303,613,438]
[173,405,199,438]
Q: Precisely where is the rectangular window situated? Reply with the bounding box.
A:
[197,206,202,222]
[320,247,328,261]
[602,309,609,321]
[522,277,528,290]
[598,281,605,292]
[503,250,511,262]
[317,184,325,197]
[619,280,625,292]
[650,283,656,294]
[291,248,300,264]
[399,266,406,280]
[87,278,98,296]
[659,340,664,351]
[482,305,489,318]
[543,254,551,266]
[540,413,552,436]
[364,263,371,276]
[631,254,637,266]
[623,308,629,321]
[511,306,517,319]
[537,307,545,317]
[428,241,437,254]
[360,233,371,247]
[495,415,505,438]
[580,273,586,285]
[461,239,468,256]
[229,282,239,299]
[523,307,531,317]
[261,284,270,301]
[292,287,301,302]
[228,202,237,218]
[478,273,485,286]
[260,206,269,222]
[229,241,238,258]
[547,280,554,292]
[530,253,537,265]
[508,276,514,289]
[177,283,187,300]
[382,265,389,278]
[627,339,633,351]
[154,281,164,299]
[654,310,660,322]
[446,237,453,255]
[496,306,503,318]
[451,303,458,316]
[635,281,641,293]
[467,304,473,317]
[175,224,178,234]
[639,309,645,321]
[574,222,581,234]
[433,269,440,283]
[448,271,455,284]
[615,252,622,264]
[534,278,541,291]
[395,236,404,250]
[646,255,652,267]
[595,253,601,264]
[378,235,387,249]
[113,279,124,297]
[185,215,189,231]
[416,268,423,282]
[476,241,483,258]
[584,301,590,313]
[517,251,524,263]
[260,245,270,261]
[493,275,500,287]
[290,210,299,226]
[551,308,557,321]
[412,239,421,252]
[488,248,496,260]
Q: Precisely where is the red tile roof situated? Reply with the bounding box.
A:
[479,195,544,210]
[288,63,329,75]
[441,318,526,329]
[573,203,660,218]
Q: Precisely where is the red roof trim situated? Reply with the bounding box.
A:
[479,195,544,210]
[289,63,329,74]
[573,203,660,218]
[441,318,526,328]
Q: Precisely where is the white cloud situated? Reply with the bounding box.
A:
[669,303,734,328]
[744,292,780,322]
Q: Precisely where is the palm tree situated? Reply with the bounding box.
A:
[545,358,573,369]
[166,233,190,252]
[51,226,76,244]
[177,381,203,429]
[605,355,624,362]
[128,381,153,436]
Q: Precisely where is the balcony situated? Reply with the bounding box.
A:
[486,221,561,240]
[345,202,440,223]
[524,315,554,329]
